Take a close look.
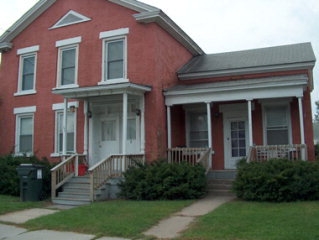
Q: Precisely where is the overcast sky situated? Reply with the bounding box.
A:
[1,0,319,113]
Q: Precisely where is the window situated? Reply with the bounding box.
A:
[187,112,208,147]
[100,28,129,84]
[55,111,76,154]
[14,106,36,155]
[230,121,246,157]
[265,105,290,145]
[105,39,124,80]
[16,45,39,95]
[58,46,77,86]
[18,116,34,153]
[56,37,81,88]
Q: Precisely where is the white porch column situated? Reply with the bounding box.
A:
[247,99,253,146]
[167,105,172,149]
[83,100,89,156]
[122,93,128,171]
[298,97,305,145]
[206,102,212,149]
[206,102,212,169]
[140,95,145,153]
[62,98,68,157]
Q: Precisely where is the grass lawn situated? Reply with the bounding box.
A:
[180,200,319,240]
[24,200,193,239]
[0,195,47,215]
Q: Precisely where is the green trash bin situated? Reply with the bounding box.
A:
[16,164,44,201]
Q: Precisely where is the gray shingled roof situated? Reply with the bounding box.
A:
[178,42,316,80]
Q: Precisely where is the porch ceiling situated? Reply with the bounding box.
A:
[52,82,152,99]
[164,74,308,106]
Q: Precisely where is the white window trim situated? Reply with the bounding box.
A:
[15,46,39,96]
[56,36,82,47]
[14,111,35,156]
[56,43,80,89]
[51,102,78,156]
[14,106,36,114]
[52,101,79,110]
[17,45,39,55]
[262,101,292,145]
[99,28,129,84]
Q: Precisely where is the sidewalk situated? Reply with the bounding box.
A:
[144,193,235,239]
[0,194,235,240]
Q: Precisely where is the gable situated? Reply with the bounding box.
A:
[50,10,91,29]
[0,0,203,56]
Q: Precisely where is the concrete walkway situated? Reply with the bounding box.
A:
[144,193,235,239]
[0,194,234,240]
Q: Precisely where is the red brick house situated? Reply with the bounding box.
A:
[0,0,316,203]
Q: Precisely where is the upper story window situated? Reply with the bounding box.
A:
[56,37,81,89]
[15,45,39,96]
[99,28,129,84]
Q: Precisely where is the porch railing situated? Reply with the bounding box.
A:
[247,144,307,162]
[167,148,211,173]
[51,154,87,199]
[88,154,145,201]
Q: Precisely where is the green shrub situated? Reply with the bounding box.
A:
[119,160,207,200]
[0,155,53,199]
[233,159,319,202]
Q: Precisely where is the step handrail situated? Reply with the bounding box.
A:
[88,154,145,201]
[51,154,86,199]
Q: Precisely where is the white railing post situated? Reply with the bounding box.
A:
[75,155,79,177]
[122,93,128,171]
[206,102,212,169]
[167,105,172,149]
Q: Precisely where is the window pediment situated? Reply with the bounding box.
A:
[51,10,91,29]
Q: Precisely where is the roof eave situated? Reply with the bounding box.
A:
[108,0,159,12]
[0,0,56,51]
[178,62,316,80]
[0,42,13,52]
[52,82,152,99]
[134,10,204,56]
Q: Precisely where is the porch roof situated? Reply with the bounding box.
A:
[178,42,316,80]
[52,82,152,99]
[164,74,308,106]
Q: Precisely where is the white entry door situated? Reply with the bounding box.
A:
[224,118,248,169]
[100,117,120,158]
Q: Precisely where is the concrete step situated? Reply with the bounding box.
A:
[207,177,235,196]
[52,197,91,206]
[207,170,237,180]
[58,191,90,200]
[68,176,90,184]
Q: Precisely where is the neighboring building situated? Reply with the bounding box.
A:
[0,0,316,171]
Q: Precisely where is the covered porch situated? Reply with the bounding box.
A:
[51,83,151,203]
[164,74,311,170]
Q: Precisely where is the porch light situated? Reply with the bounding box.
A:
[69,105,77,112]
[87,110,92,118]
[135,108,141,116]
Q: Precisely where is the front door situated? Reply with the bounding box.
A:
[224,118,249,169]
[100,117,120,158]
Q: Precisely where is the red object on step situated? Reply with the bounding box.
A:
[78,164,87,176]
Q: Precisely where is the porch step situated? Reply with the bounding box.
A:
[52,176,91,206]
[207,170,236,196]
